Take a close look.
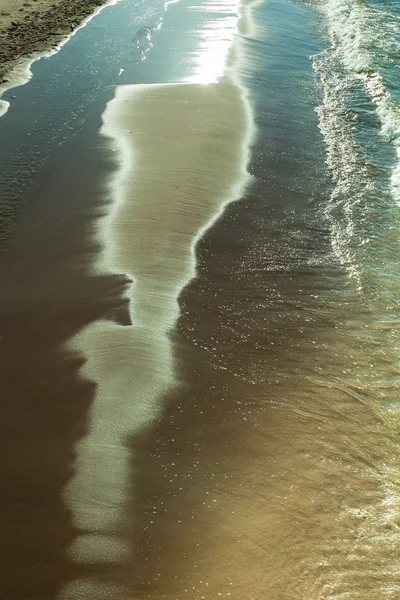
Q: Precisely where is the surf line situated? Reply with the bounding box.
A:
[61,1,259,597]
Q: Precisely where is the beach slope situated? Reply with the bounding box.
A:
[0,0,107,81]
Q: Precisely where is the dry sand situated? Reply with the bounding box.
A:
[0,0,107,81]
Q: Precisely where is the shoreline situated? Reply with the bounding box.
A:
[0,0,118,119]
[61,0,258,594]
[0,0,110,84]
[62,76,254,598]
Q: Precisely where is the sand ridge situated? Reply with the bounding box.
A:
[61,75,254,598]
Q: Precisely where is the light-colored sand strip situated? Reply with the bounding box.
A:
[63,77,253,583]
[61,1,260,597]
[100,80,253,327]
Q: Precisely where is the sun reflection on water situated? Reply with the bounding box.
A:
[186,1,240,83]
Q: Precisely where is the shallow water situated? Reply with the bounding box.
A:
[0,0,399,598]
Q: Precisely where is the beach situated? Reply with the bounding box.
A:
[0,0,107,81]
[0,0,399,598]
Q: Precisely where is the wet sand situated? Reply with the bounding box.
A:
[63,77,254,598]
[0,0,108,82]
[0,131,130,599]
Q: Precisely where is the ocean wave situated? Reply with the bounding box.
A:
[312,46,370,280]
[322,0,400,204]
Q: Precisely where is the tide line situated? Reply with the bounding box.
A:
[0,0,120,119]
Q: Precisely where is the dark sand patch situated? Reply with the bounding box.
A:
[0,133,129,599]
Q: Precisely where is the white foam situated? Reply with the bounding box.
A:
[323,0,400,203]
[324,0,371,72]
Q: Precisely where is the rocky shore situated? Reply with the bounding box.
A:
[0,0,107,83]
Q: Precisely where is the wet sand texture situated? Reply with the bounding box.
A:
[0,0,109,81]
[62,78,254,595]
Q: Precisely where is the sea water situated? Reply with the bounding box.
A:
[0,0,399,598]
